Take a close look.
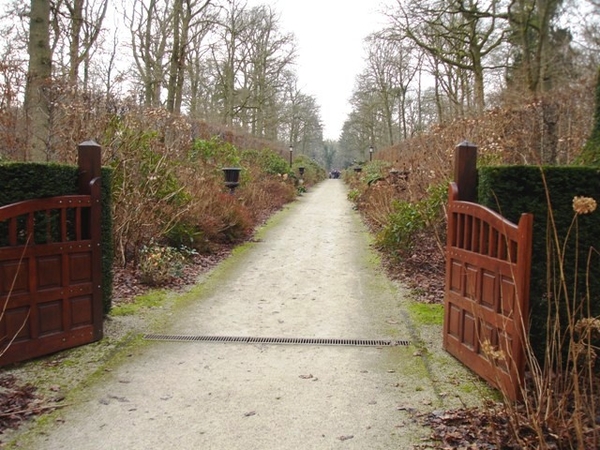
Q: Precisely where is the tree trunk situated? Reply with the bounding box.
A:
[68,0,83,87]
[25,0,52,161]
[166,0,182,112]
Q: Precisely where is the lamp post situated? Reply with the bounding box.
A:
[369,145,373,161]
[289,145,293,167]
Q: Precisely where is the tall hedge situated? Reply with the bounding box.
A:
[0,163,114,314]
[478,165,600,358]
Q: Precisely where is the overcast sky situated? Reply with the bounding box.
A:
[246,0,393,141]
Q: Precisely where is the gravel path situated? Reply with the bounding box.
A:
[11,179,485,449]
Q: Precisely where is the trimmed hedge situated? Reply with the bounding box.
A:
[478,165,600,358]
[0,163,114,314]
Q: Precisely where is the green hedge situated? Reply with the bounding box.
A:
[478,165,600,358]
[0,163,114,314]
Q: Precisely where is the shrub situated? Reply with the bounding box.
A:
[347,188,360,202]
[241,148,289,176]
[189,136,241,167]
[138,242,185,286]
[375,182,447,258]
[165,222,209,253]
[238,178,296,221]
[212,193,254,243]
[108,120,191,266]
[291,154,327,186]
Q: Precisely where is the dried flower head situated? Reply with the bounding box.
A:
[481,340,506,363]
[574,317,600,338]
[573,196,597,215]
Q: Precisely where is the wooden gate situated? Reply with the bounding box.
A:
[0,143,103,366]
[443,143,533,401]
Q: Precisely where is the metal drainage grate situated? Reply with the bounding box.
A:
[143,334,410,347]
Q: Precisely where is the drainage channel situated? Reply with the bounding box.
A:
[143,334,410,347]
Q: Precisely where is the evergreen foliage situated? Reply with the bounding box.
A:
[478,165,600,359]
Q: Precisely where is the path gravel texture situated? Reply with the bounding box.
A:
[12,179,487,450]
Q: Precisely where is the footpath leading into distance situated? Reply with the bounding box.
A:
[12,179,488,450]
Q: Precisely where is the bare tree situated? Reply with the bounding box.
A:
[364,32,424,144]
[389,0,507,113]
[186,32,216,120]
[210,0,249,126]
[506,0,575,94]
[41,0,109,91]
[580,0,600,69]
[165,0,213,114]
[127,0,171,106]
[279,73,322,151]
[347,72,379,155]
[209,0,297,135]
[241,5,295,137]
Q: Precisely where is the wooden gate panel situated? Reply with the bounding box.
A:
[0,178,103,366]
[444,182,533,401]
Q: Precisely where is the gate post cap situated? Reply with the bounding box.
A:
[79,140,100,147]
[456,140,477,148]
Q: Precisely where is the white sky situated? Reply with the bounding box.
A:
[246,0,393,141]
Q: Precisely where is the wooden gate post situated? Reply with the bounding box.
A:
[454,141,478,202]
[78,140,101,194]
[77,140,103,340]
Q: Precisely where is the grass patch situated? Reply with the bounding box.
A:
[110,290,168,316]
[407,302,444,326]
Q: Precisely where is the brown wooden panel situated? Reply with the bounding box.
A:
[450,259,463,293]
[479,320,498,348]
[480,269,497,311]
[0,260,28,295]
[0,306,31,342]
[70,295,93,327]
[448,303,461,339]
[463,311,476,350]
[69,252,92,283]
[465,264,478,300]
[38,300,64,336]
[37,256,62,289]
[500,275,516,317]
[497,330,513,373]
